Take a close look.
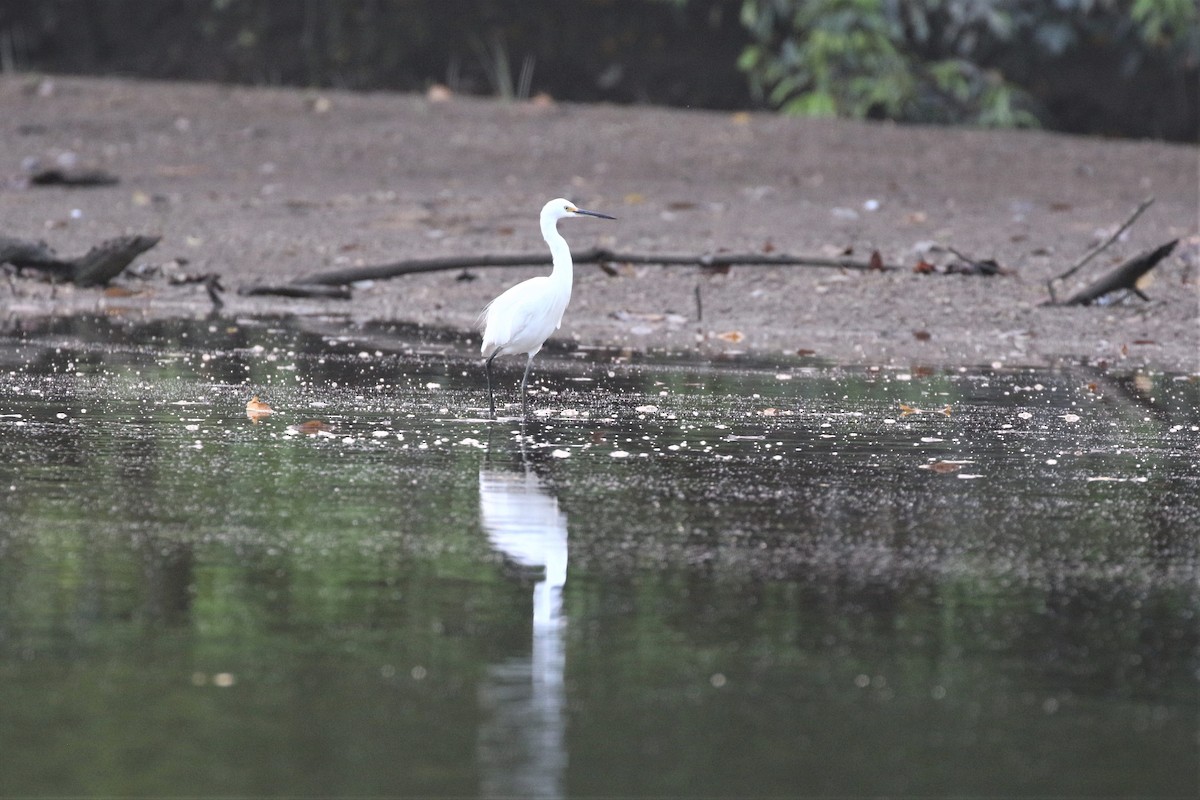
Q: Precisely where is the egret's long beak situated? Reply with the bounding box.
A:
[572,207,616,220]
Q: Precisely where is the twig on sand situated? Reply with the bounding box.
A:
[1048,196,1154,303]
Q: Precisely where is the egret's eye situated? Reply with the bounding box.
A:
[565,205,575,212]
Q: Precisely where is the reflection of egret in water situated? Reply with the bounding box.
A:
[476,450,569,799]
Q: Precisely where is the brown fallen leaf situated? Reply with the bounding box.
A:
[155,164,205,178]
[899,402,952,417]
[611,310,665,322]
[293,419,333,436]
[426,84,453,102]
[927,461,961,474]
[103,285,141,298]
[868,250,885,271]
[796,348,817,357]
[913,259,936,274]
[246,396,274,423]
[912,329,932,341]
[716,330,745,343]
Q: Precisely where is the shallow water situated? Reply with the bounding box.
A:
[1,315,1197,797]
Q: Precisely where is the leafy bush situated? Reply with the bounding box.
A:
[738,0,1198,134]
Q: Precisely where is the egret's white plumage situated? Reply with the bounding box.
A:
[481,198,614,416]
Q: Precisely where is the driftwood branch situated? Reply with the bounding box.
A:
[73,235,161,287]
[290,247,903,288]
[1053,239,1178,306]
[1048,196,1154,303]
[1,233,160,286]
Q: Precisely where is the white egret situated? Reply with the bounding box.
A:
[481,197,615,417]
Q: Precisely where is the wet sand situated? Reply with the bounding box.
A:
[2,76,1197,372]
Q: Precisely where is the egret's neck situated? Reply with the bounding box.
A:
[542,218,573,286]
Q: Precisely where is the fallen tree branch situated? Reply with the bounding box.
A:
[73,235,161,287]
[0,236,73,273]
[1048,196,1154,303]
[1052,239,1178,306]
[2,233,160,286]
[293,247,905,287]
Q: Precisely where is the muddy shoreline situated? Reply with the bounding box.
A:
[2,76,1197,373]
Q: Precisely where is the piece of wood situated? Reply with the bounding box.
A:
[28,167,120,187]
[1048,197,1154,303]
[240,283,353,299]
[205,275,225,309]
[2,233,159,285]
[294,247,905,286]
[945,246,1009,276]
[1054,239,1178,306]
[0,236,72,272]
[72,235,161,287]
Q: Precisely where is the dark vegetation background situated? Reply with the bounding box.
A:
[0,0,1195,141]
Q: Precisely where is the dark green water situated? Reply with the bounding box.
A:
[1,315,1197,797]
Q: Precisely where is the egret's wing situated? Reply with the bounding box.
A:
[482,277,550,356]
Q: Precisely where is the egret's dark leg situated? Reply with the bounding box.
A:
[485,354,498,418]
[520,354,535,416]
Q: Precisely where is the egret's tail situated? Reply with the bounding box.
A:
[478,301,495,356]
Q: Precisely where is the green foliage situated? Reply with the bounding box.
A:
[738,0,1037,126]
[737,0,1197,131]
[1129,0,1197,48]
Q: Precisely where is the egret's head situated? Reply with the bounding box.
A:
[542,197,616,223]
